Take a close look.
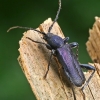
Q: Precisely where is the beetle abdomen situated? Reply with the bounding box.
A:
[56,44,85,87]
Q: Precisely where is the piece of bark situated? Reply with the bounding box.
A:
[86,17,100,63]
[18,18,100,100]
[86,16,100,100]
[86,16,100,88]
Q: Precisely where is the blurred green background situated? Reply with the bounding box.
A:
[0,0,100,100]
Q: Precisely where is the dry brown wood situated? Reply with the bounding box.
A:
[86,17,100,63]
[18,18,100,100]
[86,16,100,100]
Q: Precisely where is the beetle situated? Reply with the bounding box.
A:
[7,0,95,99]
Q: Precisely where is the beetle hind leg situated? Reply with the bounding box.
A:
[80,64,95,91]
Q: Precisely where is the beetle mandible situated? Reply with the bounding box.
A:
[7,0,95,99]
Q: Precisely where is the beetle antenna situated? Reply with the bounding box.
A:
[7,26,46,35]
[48,0,61,32]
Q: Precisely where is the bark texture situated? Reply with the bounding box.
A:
[18,18,100,100]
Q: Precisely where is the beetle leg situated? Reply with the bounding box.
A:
[69,42,79,48]
[44,50,55,78]
[26,37,52,50]
[63,37,69,44]
[69,42,79,60]
[64,70,77,100]
[80,64,95,91]
[26,37,55,78]
[71,85,77,100]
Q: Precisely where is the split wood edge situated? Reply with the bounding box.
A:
[86,16,100,100]
[86,17,100,64]
[18,18,100,100]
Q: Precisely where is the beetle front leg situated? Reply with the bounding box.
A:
[80,64,95,91]
[26,37,52,50]
[63,37,69,44]
[26,37,55,78]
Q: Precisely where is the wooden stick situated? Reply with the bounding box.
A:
[18,18,100,100]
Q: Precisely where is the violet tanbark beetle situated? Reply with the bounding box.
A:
[7,0,95,99]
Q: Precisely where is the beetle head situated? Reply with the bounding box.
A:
[43,33,64,49]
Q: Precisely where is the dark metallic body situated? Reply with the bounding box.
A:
[44,34,87,87]
[7,0,95,99]
[56,44,85,87]
[42,33,95,90]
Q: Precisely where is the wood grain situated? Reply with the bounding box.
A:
[18,18,100,100]
[86,17,100,63]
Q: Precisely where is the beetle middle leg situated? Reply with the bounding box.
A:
[80,64,95,91]
[69,42,79,48]
[44,50,54,78]
[69,42,79,60]
[26,37,55,78]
